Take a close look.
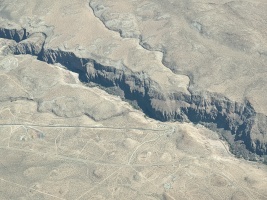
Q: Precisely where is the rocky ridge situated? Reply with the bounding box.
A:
[1,24,267,160]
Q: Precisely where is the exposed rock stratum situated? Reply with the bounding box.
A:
[1,0,267,199]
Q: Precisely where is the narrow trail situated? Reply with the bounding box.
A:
[0,123,168,132]
[0,177,66,200]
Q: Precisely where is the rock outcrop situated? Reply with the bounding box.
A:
[1,26,267,160]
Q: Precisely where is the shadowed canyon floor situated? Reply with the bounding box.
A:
[0,0,267,199]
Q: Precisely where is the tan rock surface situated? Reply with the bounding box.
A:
[1,0,267,199]
[89,0,267,113]
[0,55,266,199]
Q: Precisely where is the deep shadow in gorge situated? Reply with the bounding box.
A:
[1,27,267,161]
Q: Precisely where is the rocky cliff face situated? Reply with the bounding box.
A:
[1,27,267,159]
[0,28,28,42]
[2,32,45,56]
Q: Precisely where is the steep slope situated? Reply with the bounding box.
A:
[1,52,267,200]
[1,1,267,199]
[0,0,267,160]
[1,24,267,160]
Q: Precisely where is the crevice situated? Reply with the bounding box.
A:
[0,26,267,161]
[0,27,28,43]
[87,1,198,98]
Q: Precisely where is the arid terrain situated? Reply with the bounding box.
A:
[0,0,267,199]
